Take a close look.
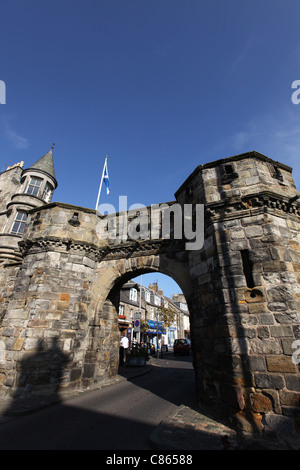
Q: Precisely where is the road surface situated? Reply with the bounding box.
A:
[0,353,195,450]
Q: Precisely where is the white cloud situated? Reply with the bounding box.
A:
[228,107,300,188]
[0,115,29,149]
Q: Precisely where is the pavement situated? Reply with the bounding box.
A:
[120,355,300,451]
[116,358,240,450]
[117,355,285,450]
[1,352,300,450]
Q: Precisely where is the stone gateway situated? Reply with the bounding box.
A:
[0,149,300,437]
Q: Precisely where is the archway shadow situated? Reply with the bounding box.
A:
[3,337,70,417]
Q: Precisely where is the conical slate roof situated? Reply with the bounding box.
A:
[29,149,56,181]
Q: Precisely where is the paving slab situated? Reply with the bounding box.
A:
[149,405,239,450]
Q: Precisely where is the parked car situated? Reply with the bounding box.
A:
[174,338,191,356]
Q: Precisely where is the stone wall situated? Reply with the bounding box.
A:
[0,166,22,229]
[175,152,300,434]
[0,202,191,403]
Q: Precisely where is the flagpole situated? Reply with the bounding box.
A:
[95,156,108,211]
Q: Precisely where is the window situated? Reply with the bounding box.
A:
[11,211,27,235]
[26,177,42,197]
[150,307,154,319]
[129,288,137,302]
[42,183,53,203]
[119,305,124,316]
[221,163,238,184]
[154,295,161,306]
[224,164,234,175]
[145,291,150,302]
[241,249,255,288]
[267,163,283,182]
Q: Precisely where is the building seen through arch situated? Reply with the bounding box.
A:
[118,278,190,347]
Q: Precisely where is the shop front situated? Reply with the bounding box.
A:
[146,320,166,348]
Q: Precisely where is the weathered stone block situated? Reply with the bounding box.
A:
[60,293,70,302]
[245,355,266,372]
[229,338,249,354]
[263,413,295,436]
[251,392,273,412]
[279,390,300,407]
[266,356,297,373]
[248,303,269,314]
[258,314,275,325]
[245,226,263,238]
[57,301,70,310]
[285,375,300,392]
[13,338,24,351]
[255,373,285,390]
[251,339,282,355]
[257,326,270,339]
[270,325,293,338]
[267,286,294,303]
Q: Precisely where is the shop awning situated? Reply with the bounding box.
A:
[146,320,166,334]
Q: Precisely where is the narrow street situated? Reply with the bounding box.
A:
[0,353,195,450]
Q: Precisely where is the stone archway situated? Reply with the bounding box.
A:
[82,253,194,388]
[0,151,300,436]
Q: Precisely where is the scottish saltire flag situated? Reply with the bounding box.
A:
[95,156,110,211]
[103,159,110,194]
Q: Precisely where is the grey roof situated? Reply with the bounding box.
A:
[28,149,57,183]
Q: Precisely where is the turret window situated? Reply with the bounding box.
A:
[42,183,53,203]
[11,211,27,235]
[26,177,42,197]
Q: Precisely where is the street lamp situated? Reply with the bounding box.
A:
[138,275,147,344]
[156,308,160,358]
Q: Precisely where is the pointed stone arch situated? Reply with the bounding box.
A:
[82,252,194,384]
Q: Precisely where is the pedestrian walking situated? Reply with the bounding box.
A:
[119,333,129,366]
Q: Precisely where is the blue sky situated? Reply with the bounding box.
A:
[1,0,300,297]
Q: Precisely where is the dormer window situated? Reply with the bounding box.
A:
[129,288,137,302]
[26,177,42,197]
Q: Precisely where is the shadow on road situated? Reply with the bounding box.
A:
[0,400,156,450]
[118,351,196,409]
[0,349,198,450]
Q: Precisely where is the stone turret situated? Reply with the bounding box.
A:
[0,148,57,263]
